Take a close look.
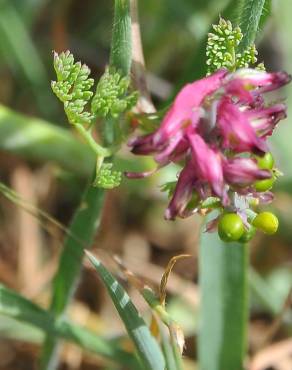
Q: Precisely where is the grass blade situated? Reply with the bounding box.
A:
[0,284,139,368]
[40,184,105,370]
[0,1,55,117]
[0,104,94,176]
[198,231,248,370]
[49,188,105,316]
[86,252,165,370]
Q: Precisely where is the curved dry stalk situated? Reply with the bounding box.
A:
[130,0,156,113]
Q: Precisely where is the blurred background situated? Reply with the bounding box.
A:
[0,0,291,369]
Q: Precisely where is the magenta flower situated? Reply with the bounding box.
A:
[223,158,270,187]
[126,68,291,221]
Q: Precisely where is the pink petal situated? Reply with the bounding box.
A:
[156,69,228,141]
[229,69,291,94]
[165,161,198,220]
[223,157,271,186]
[248,103,287,137]
[217,98,268,154]
[124,167,158,179]
[187,132,226,199]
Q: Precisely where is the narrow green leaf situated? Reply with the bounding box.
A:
[86,252,165,370]
[0,285,138,368]
[0,1,55,117]
[40,184,105,370]
[259,0,272,30]
[160,326,177,370]
[0,104,94,177]
[235,0,266,51]
[0,315,43,343]
[51,190,105,316]
[198,227,248,370]
[0,284,55,333]
[110,0,132,76]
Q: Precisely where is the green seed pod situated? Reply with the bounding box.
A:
[238,225,256,243]
[256,152,274,170]
[218,213,245,242]
[252,212,279,235]
[254,176,275,192]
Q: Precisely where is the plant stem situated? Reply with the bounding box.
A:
[110,0,132,76]
[236,0,266,52]
[198,226,248,370]
[40,1,133,369]
[198,4,268,369]
[74,123,111,157]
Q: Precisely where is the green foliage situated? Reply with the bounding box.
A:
[0,104,94,177]
[0,1,55,118]
[236,0,266,52]
[50,51,139,190]
[91,67,138,118]
[0,284,138,368]
[86,252,166,370]
[93,162,122,189]
[160,181,177,198]
[110,0,132,76]
[206,18,262,74]
[41,2,134,368]
[51,51,139,189]
[199,225,248,370]
[52,51,137,126]
[52,51,95,125]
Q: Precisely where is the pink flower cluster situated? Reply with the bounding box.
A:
[126,69,291,220]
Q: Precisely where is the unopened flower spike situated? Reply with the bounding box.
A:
[206,17,263,74]
[91,67,138,118]
[126,18,291,242]
[51,51,137,189]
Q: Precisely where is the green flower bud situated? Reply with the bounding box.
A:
[252,212,279,235]
[218,213,245,242]
[256,152,274,170]
[254,176,275,192]
[238,225,256,243]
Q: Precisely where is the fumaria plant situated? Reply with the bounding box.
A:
[0,1,291,370]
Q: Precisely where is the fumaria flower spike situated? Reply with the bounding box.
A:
[126,20,291,243]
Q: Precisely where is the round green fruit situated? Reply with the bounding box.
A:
[256,152,274,170]
[252,212,279,235]
[218,213,245,242]
[238,225,256,243]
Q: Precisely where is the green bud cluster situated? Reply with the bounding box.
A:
[91,67,138,118]
[93,163,122,189]
[52,51,95,125]
[206,18,263,74]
